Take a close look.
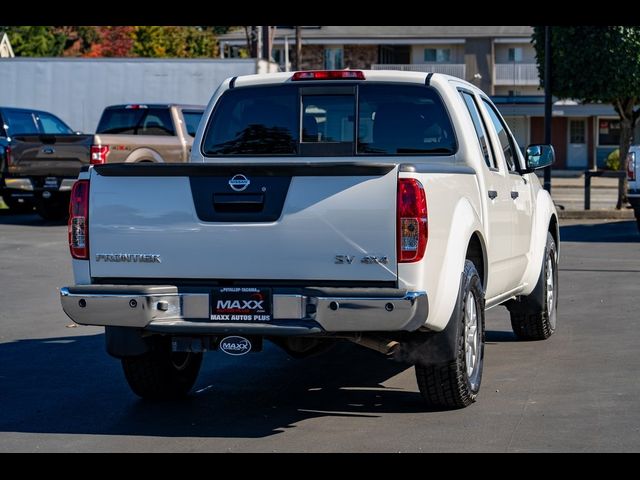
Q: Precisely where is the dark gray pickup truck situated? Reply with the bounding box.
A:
[0,107,92,219]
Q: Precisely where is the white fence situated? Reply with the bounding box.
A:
[493,63,539,86]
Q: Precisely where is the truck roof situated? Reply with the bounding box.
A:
[104,103,205,110]
[0,106,61,116]
[227,70,481,92]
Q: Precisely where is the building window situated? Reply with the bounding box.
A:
[508,47,523,62]
[569,120,586,144]
[324,47,344,70]
[598,118,621,146]
[424,48,451,63]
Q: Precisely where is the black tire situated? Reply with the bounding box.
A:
[121,338,203,400]
[634,209,640,234]
[415,260,485,409]
[508,232,558,340]
[35,202,68,221]
[2,195,33,213]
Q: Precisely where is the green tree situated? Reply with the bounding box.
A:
[532,26,640,206]
[2,26,65,56]
[133,26,167,57]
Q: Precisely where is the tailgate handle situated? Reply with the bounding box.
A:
[213,193,265,213]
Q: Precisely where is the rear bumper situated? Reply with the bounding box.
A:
[3,177,77,194]
[60,285,428,335]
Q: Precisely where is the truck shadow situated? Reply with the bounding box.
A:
[0,210,66,226]
[0,333,446,439]
[560,220,639,243]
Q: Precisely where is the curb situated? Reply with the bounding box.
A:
[558,209,635,220]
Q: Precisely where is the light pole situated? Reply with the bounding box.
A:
[543,25,552,194]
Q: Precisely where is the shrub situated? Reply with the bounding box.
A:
[606,149,621,170]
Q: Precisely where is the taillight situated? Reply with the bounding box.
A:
[90,145,109,164]
[68,180,89,259]
[397,178,428,263]
[5,146,13,166]
[292,70,365,81]
[627,151,636,181]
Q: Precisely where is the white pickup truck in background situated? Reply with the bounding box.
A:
[60,70,559,409]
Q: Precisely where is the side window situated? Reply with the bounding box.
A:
[460,91,495,169]
[481,98,518,172]
[182,111,203,137]
[37,112,74,134]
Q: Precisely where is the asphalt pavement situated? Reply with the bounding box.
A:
[0,212,639,452]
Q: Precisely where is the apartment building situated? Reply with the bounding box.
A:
[220,26,629,169]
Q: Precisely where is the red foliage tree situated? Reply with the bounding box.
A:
[85,26,134,57]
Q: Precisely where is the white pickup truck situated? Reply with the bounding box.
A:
[60,70,559,409]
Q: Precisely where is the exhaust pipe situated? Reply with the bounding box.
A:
[349,334,399,356]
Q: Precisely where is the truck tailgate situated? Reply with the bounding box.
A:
[88,164,398,282]
[9,134,91,177]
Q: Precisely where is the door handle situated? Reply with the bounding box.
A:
[488,190,498,200]
[511,191,519,200]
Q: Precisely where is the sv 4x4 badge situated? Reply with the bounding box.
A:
[335,255,389,265]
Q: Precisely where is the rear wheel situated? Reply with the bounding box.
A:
[634,208,640,233]
[415,260,485,409]
[508,232,558,340]
[121,338,203,400]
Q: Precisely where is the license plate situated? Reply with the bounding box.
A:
[210,287,272,322]
[44,177,59,188]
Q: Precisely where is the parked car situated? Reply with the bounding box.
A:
[60,70,559,409]
[91,104,204,164]
[627,146,640,232]
[0,106,92,218]
[1,104,204,220]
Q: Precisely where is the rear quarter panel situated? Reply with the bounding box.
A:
[399,170,484,331]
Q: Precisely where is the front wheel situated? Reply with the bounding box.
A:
[121,338,203,400]
[508,232,558,340]
[415,260,485,409]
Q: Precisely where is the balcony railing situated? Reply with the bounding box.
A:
[372,63,466,79]
[493,63,540,86]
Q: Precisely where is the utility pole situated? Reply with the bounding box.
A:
[261,25,271,61]
[543,25,552,194]
[249,26,258,58]
[295,26,302,71]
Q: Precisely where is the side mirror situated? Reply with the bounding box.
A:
[525,144,555,171]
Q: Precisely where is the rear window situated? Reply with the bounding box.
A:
[202,83,456,157]
[3,110,39,135]
[203,86,298,155]
[97,107,175,136]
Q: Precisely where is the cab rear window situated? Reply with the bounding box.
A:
[97,107,175,136]
[202,83,456,156]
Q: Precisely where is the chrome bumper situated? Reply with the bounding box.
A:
[60,285,428,335]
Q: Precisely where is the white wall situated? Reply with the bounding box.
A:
[0,58,257,132]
